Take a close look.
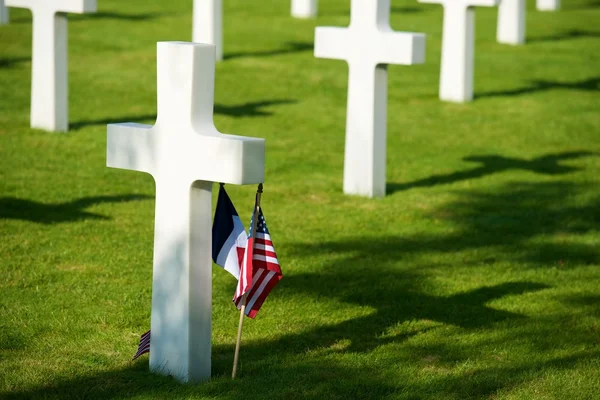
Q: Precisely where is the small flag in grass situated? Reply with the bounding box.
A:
[132,330,150,360]
[233,207,282,318]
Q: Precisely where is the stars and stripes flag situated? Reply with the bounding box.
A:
[212,184,247,279]
[132,330,150,360]
[233,207,282,318]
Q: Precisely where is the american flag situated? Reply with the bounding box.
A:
[233,207,282,318]
[132,330,150,360]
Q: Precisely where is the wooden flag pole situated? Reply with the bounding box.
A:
[232,183,263,379]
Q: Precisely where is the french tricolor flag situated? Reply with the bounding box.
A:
[212,184,247,279]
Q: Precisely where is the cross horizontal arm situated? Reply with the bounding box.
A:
[315,27,351,61]
[6,0,96,13]
[107,123,156,176]
[377,31,426,65]
[187,133,265,185]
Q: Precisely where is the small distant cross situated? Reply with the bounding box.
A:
[6,0,97,131]
[419,0,499,102]
[315,0,425,197]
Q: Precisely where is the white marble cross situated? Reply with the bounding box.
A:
[0,0,9,24]
[537,0,560,11]
[107,42,265,382]
[292,0,318,18]
[5,0,96,132]
[419,0,499,103]
[193,0,222,61]
[315,0,425,198]
[497,0,525,45]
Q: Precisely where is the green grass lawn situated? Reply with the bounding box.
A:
[1,0,599,398]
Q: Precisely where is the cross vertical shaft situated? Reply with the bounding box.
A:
[497,0,525,45]
[149,180,213,381]
[0,0,9,24]
[291,0,317,18]
[537,0,560,11]
[193,0,222,61]
[439,5,475,102]
[344,63,388,197]
[31,10,68,131]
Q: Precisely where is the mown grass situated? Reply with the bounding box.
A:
[1,0,599,399]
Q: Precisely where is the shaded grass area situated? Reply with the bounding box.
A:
[1,0,599,399]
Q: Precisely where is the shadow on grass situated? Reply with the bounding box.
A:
[2,182,599,398]
[332,182,600,267]
[0,277,551,399]
[477,76,600,98]
[529,29,600,42]
[387,151,595,194]
[566,0,600,9]
[0,194,151,224]
[391,6,424,13]
[224,42,312,60]
[70,11,163,22]
[0,56,30,69]
[70,100,296,130]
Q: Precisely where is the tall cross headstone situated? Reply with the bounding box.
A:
[193,0,223,61]
[292,0,318,18]
[0,0,9,24]
[537,0,560,11]
[497,0,525,45]
[5,0,97,132]
[315,0,425,198]
[419,0,499,103]
[107,42,265,382]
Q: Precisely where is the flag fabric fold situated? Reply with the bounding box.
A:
[212,184,248,279]
[132,330,150,360]
[233,207,282,318]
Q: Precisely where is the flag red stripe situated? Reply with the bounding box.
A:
[252,259,281,271]
[254,249,277,258]
[246,273,282,318]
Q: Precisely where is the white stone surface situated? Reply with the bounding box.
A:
[537,0,560,11]
[5,0,96,132]
[193,0,222,61]
[292,0,318,18]
[497,0,525,45]
[107,42,264,383]
[315,0,425,198]
[420,0,499,103]
[0,0,9,24]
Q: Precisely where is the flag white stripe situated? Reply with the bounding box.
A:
[255,232,271,240]
[253,254,279,265]
[236,268,264,308]
[245,270,277,313]
[254,243,275,252]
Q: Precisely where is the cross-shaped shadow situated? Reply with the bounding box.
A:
[229,273,548,356]
[477,77,600,99]
[0,56,30,69]
[387,151,594,194]
[391,6,424,13]
[0,194,151,224]
[566,0,600,9]
[529,29,600,43]
[70,100,296,130]
[69,11,162,22]
[224,42,313,60]
[208,260,552,381]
